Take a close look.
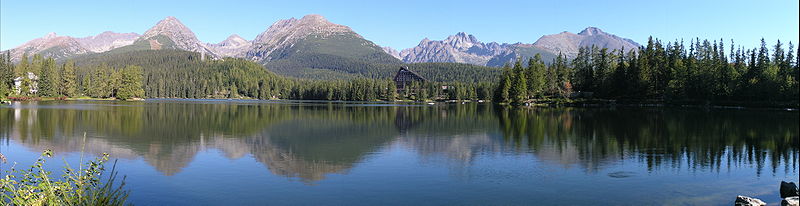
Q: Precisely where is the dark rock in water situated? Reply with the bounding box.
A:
[735,195,766,206]
[781,181,799,198]
[783,196,799,206]
[607,171,635,178]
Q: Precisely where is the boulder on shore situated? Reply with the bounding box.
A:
[735,195,766,206]
[782,181,800,198]
[783,196,799,206]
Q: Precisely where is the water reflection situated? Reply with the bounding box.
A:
[494,107,799,175]
[1,101,797,182]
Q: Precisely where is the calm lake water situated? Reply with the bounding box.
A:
[1,100,798,205]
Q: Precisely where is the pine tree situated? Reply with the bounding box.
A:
[38,58,59,97]
[82,74,92,97]
[61,60,78,97]
[16,53,29,77]
[495,64,512,103]
[611,49,628,98]
[117,65,145,100]
[666,42,687,99]
[573,46,593,91]
[527,54,546,98]
[0,52,12,97]
[553,54,573,96]
[510,59,528,104]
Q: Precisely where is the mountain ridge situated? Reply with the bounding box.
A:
[3,15,641,76]
[396,27,640,66]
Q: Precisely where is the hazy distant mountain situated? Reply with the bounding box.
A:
[398,32,507,66]
[393,27,639,66]
[207,34,251,57]
[3,32,90,62]
[532,27,639,58]
[76,31,140,53]
[485,43,559,67]
[2,31,141,62]
[381,46,401,59]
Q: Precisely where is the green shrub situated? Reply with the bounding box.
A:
[1,150,130,206]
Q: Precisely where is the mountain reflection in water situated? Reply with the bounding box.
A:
[2,101,796,183]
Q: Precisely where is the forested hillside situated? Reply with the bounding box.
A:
[4,37,795,106]
[494,37,800,105]
[2,49,495,101]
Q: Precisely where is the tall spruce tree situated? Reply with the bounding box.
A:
[61,60,78,97]
[495,64,512,103]
[527,54,546,98]
[511,59,528,103]
[117,65,145,100]
[38,58,59,97]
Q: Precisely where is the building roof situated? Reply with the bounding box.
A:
[393,67,427,82]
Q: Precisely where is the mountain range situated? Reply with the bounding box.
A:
[3,14,640,76]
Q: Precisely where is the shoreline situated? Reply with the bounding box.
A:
[3,97,798,110]
[548,98,799,110]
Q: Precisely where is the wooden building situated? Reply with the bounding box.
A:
[393,67,427,91]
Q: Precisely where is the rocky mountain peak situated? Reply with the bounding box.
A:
[399,32,508,65]
[578,27,604,36]
[299,14,328,23]
[76,31,140,53]
[143,16,195,39]
[220,34,249,45]
[44,32,58,39]
[3,32,88,62]
[253,14,353,44]
[382,46,401,59]
[248,14,357,61]
[533,27,638,58]
[208,34,251,58]
[141,16,218,57]
[444,32,480,47]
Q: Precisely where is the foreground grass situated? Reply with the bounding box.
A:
[0,150,130,206]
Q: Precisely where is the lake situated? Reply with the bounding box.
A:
[1,100,797,205]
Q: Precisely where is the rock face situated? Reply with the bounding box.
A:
[398,32,508,66]
[532,27,639,58]
[395,27,639,66]
[783,197,800,206]
[782,181,800,198]
[141,16,218,57]
[382,46,401,59]
[3,32,90,62]
[735,195,766,206]
[246,14,360,62]
[207,34,251,58]
[76,31,140,53]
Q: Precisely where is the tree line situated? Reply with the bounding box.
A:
[66,50,497,101]
[0,53,145,100]
[4,37,797,104]
[495,37,800,104]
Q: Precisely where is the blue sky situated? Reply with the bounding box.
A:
[2,0,798,51]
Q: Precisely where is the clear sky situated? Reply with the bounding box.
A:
[2,0,798,51]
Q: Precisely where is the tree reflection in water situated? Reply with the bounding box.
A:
[1,101,797,182]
